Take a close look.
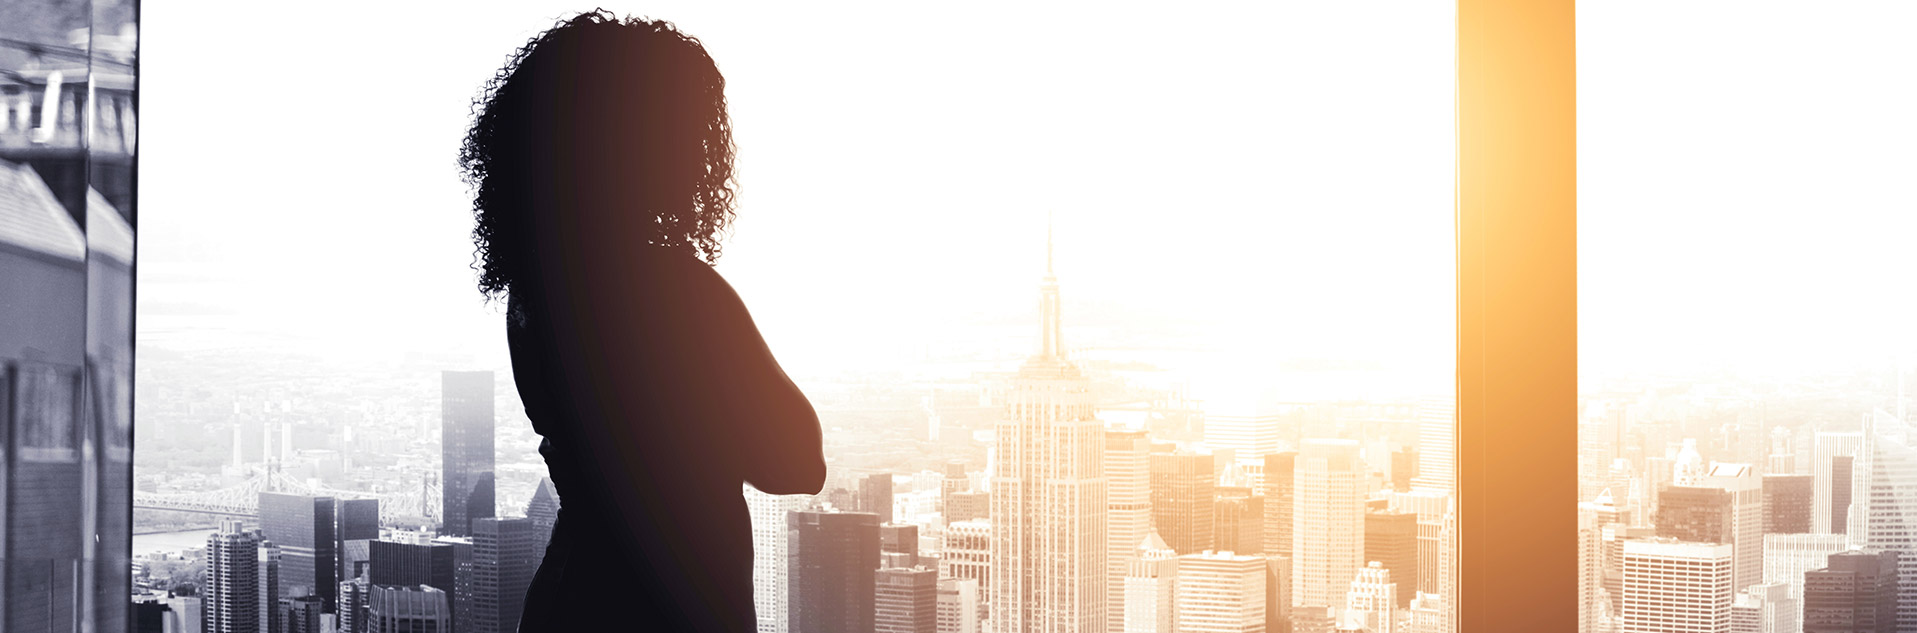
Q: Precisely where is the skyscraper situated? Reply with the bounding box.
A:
[259,492,339,614]
[876,567,939,633]
[746,484,808,633]
[1176,550,1267,633]
[1341,562,1397,633]
[1762,532,1849,633]
[1150,450,1216,555]
[1214,487,1263,556]
[1852,410,1917,630]
[1763,474,1813,534]
[937,578,981,633]
[1205,405,1281,461]
[433,536,474,633]
[366,585,452,633]
[469,517,539,633]
[441,370,496,537]
[1294,439,1364,616]
[260,542,283,633]
[1803,548,1899,633]
[990,236,1108,633]
[339,577,370,633]
[790,510,881,633]
[882,524,921,565]
[337,498,380,583]
[1123,533,1178,633]
[1620,539,1733,633]
[1106,427,1154,633]
[1655,485,1733,545]
[1698,463,1765,592]
[1813,431,1863,534]
[863,474,896,525]
[526,478,561,550]
[204,519,262,633]
[1729,582,1794,633]
[1364,510,1418,609]
[368,540,457,599]
[1263,451,1297,561]
[1411,397,1454,493]
[942,519,991,594]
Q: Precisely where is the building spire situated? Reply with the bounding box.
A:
[1039,216,1063,358]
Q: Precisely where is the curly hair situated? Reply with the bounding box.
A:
[460,10,737,307]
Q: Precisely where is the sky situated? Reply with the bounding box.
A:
[134,2,1915,400]
[137,2,1458,399]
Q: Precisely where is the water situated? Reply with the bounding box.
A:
[133,528,223,558]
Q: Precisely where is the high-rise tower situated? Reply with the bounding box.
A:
[441,371,496,537]
[990,226,1108,633]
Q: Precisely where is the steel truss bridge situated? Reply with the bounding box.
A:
[133,466,440,527]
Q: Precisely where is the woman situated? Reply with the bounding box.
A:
[459,11,827,632]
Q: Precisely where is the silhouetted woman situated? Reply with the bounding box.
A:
[459,11,826,632]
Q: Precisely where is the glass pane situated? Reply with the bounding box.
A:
[0,0,139,629]
[136,4,1454,633]
[1579,3,1917,632]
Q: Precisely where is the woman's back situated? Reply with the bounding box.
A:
[510,248,823,632]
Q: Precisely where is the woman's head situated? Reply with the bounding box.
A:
[462,10,736,305]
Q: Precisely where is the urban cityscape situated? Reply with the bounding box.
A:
[127,240,1464,633]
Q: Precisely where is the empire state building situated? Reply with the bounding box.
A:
[991,229,1108,633]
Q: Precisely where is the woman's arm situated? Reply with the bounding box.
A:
[701,270,827,495]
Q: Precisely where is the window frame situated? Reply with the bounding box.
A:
[1456,0,1577,631]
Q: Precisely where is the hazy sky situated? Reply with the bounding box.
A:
[139,2,1457,398]
[1579,1,1917,381]
[136,2,1913,397]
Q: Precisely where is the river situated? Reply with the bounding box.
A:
[132,527,226,558]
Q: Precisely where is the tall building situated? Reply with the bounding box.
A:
[1729,581,1794,633]
[366,585,451,633]
[1215,487,1264,556]
[1150,450,1216,554]
[338,499,380,582]
[1620,539,1733,633]
[1763,474,1813,535]
[368,539,457,598]
[1364,510,1418,609]
[469,517,539,633]
[1384,488,1448,597]
[259,492,339,614]
[942,461,973,524]
[942,519,992,591]
[989,238,1108,633]
[260,542,283,633]
[1656,485,1733,544]
[1699,463,1765,592]
[876,567,939,633]
[1803,548,1899,633]
[1263,452,1297,561]
[863,474,896,525]
[441,370,496,537]
[882,524,921,565]
[1340,562,1396,633]
[1106,427,1154,633]
[790,510,881,633]
[339,577,370,633]
[1812,432,1862,534]
[204,519,263,633]
[526,478,561,550]
[276,596,323,633]
[1205,406,1281,460]
[1294,439,1365,616]
[937,578,981,633]
[1411,397,1454,493]
[1266,555,1293,633]
[1176,550,1267,633]
[747,484,808,633]
[1123,533,1178,633]
[1763,533,1849,632]
[1852,410,1917,630]
[432,536,474,633]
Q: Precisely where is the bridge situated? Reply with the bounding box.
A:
[134,466,441,527]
